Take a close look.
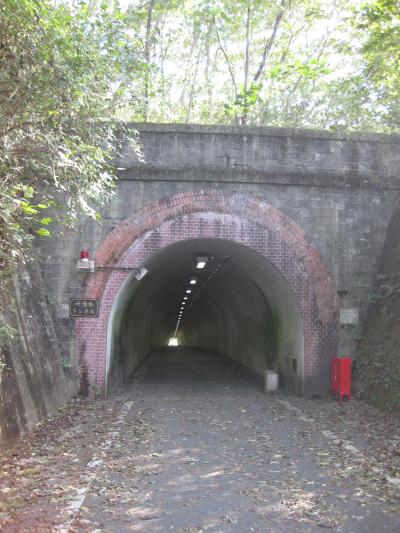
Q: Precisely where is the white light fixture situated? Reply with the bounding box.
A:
[196,256,208,269]
[186,289,192,294]
[189,276,198,285]
[184,296,188,300]
[134,267,148,281]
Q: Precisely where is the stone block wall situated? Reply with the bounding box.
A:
[37,124,400,386]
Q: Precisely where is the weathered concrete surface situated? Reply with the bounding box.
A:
[118,123,400,186]
[0,263,79,445]
[1,348,399,531]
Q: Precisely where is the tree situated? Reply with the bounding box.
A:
[354,0,400,129]
[0,0,143,269]
[118,0,398,133]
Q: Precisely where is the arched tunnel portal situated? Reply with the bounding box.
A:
[76,192,338,398]
[109,239,304,393]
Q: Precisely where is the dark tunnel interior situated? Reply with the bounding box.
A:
[108,239,304,393]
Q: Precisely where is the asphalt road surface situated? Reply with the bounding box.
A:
[1,348,399,532]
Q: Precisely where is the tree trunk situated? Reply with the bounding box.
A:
[244,6,251,94]
[143,0,156,122]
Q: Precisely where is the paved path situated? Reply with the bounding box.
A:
[1,348,399,532]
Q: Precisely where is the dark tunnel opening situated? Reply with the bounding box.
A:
[107,239,304,394]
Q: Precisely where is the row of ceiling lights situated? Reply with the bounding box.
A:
[174,257,208,336]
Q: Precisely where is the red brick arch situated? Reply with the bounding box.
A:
[76,191,339,396]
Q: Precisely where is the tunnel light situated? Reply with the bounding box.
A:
[196,256,208,269]
[189,276,198,285]
[186,289,192,294]
[184,296,188,300]
[134,267,148,281]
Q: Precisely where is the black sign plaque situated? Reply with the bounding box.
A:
[69,298,99,318]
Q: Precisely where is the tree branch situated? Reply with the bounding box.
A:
[253,5,285,83]
[215,24,238,96]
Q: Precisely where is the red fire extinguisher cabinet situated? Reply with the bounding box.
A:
[331,358,352,401]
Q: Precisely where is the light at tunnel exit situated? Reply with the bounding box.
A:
[168,337,179,347]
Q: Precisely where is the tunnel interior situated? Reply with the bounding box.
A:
[108,239,304,393]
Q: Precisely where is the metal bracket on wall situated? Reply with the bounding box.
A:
[94,266,148,280]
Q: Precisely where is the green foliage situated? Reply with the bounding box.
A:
[119,0,399,133]
[0,321,17,373]
[224,83,262,120]
[62,358,72,371]
[0,0,142,267]
[0,0,398,275]
[352,0,400,129]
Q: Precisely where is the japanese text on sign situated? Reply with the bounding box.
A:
[69,298,99,318]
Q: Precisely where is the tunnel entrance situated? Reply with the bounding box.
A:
[76,191,338,398]
[109,239,304,393]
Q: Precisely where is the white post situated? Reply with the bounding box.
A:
[264,370,278,393]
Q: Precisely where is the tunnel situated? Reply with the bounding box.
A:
[107,239,304,394]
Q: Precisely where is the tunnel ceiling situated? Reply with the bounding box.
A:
[123,239,289,339]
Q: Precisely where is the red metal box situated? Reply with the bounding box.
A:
[331,357,352,401]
